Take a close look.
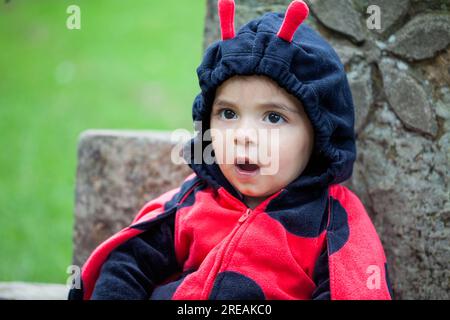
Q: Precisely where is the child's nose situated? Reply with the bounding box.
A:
[234,127,257,146]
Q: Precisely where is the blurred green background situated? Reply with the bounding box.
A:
[0,0,205,283]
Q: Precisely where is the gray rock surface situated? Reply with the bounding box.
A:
[379,58,438,137]
[353,0,410,35]
[387,14,450,61]
[355,103,449,299]
[331,39,365,65]
[348,62,373,133]
[309,0,366,43]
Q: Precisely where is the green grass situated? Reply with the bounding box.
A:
[0,0,205,283]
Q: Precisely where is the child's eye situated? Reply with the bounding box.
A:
[219,109,237,120]
[264,112,286,124]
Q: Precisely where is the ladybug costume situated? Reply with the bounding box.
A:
[69,0,393,300]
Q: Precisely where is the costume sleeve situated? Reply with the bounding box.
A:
[327,185,392,299]
[67,175,202,300]
[90,214,180,300]
[311,246,331,300]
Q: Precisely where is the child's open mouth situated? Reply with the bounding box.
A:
[234,158,260,177]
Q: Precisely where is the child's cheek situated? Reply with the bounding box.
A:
[278,129,310,176]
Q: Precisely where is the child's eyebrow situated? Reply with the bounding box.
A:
[213,98,300,115]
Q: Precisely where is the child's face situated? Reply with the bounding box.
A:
[210,75,314,200]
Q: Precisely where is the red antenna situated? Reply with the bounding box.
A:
[218,0,235,40]
[277,0,309,43]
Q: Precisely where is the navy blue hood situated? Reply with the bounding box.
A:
[183,10,356,203]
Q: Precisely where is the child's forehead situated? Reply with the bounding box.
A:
[219,75,278,88]
[214,75,304,110]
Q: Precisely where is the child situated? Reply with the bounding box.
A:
[69,0,393,300]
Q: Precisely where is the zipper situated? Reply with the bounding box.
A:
[201,207,254,299]
[201,188,285,299]
[238,208,251,223]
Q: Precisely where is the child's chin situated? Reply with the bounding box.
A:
[235,184,270,198]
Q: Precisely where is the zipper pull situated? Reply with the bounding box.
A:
[238,208,252,223]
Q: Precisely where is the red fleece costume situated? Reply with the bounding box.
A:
[73,173,392,300]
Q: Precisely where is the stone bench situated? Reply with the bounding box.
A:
[0,282,69,300]
[72,130,193,267]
